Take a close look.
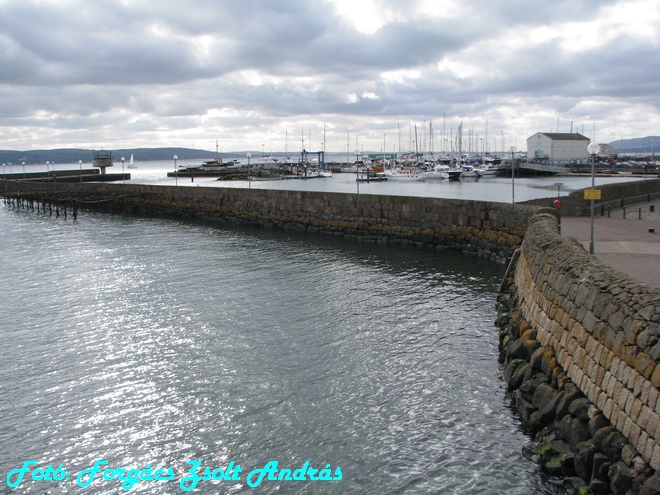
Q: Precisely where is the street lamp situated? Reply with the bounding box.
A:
[510,146,515,204]
[587,143,601,255]
[79,160,83,182]
[246,153,252,189]
[173,155,178,186]
[22,162,25,180]
[121,157,125,184]
[46,161,50,181]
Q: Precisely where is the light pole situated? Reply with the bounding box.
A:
[121,157,125,184]
[246,153,252,189]
[79,160,83,182]
[510,146,515,204]
[46,161,50,181]
[587,143,601,255]
[173,155,178,186]
[22,162,25,180]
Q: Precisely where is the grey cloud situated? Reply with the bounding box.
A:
[0,0,657,151]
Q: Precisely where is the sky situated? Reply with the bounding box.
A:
[1,0,659,155]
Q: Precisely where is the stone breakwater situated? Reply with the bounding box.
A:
[0,181,534,263]
[498,208,660,494]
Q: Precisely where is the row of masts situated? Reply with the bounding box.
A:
[215,119,520,164]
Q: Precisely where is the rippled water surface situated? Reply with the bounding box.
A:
[0,206,563,494]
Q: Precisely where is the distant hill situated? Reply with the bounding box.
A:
[609,136,660,154]
[0,147,224,165]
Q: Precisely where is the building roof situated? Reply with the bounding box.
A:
[537,133,590,141]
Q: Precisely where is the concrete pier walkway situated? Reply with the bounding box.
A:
[561,202,660,287]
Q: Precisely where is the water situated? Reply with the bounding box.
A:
[0,206,565,494]
[22,159,653,203]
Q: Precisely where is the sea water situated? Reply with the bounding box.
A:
[0,203,565,494]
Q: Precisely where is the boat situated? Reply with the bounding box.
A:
[384,168,425,181]
[477,163,499,176]
[127,154,137,169]
[425,164,449,179]
[428,164,461,180]
[356,171,387,182]
[251,156,280,170]
[459,165,482,178]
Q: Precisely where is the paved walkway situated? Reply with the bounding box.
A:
[560,202,660,288]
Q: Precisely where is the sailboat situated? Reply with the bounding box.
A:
[127,154,137,169]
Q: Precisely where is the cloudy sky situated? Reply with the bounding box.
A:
[1,0,659,154]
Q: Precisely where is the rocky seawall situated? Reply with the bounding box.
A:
[498,208,660,495]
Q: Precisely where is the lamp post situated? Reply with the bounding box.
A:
[587,143,601,255]
[79,160,83,182]
[173,155,178,186]
[46,161,50,181]
[121,157,125,184]
[510,146,515,204]
[246,153,252,189]
[22,162,25,180]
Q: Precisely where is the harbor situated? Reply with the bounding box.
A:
[1,165,659,495]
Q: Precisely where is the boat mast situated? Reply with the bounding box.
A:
[429,120,434,158]
[484,119,488,156]
[414,124,419,165]
[397,119,401,164]
[443,111,446,155]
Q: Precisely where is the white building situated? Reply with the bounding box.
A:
[526,133,590,165]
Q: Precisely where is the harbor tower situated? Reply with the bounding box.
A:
[92,150,113,174]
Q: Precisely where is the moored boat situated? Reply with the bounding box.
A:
[427,164,461,180]
[477,163,500,176]
[459,165,482,178]
[384,168,425,181]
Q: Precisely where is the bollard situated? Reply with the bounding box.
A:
[639,207,642,220]
[607,206,611,218]
[623,206,626,219]
[651,205,655,212]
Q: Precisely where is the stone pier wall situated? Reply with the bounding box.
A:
[499,209,660,493]
[1,181,535,263]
